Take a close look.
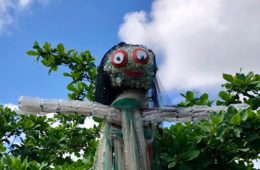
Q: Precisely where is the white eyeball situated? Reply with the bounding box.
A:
[113,52,125,64]
[136,50,148,61]
[110,50,128,68]
[133,48,149,64]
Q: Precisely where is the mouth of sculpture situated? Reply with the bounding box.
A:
[123,70,144,77]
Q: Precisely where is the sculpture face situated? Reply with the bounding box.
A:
[103,44,156,89]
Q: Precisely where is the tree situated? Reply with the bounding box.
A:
[0,42,259,169]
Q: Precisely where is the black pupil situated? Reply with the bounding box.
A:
[140,55,145,60]
[116,56,121,61]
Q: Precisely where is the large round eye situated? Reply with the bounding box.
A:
[110,50,128,68]
[133,48,149,64]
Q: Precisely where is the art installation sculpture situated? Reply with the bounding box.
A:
[19,42,248,170]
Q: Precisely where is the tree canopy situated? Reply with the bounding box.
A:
[0,42,259,169]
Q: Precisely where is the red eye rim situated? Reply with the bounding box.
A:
[110,50,128,68]
[133,48,149,64]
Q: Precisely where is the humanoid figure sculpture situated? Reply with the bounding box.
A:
[93,42,159,170]
[19,42,248,170]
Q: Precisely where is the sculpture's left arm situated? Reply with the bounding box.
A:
[142,104,249,123]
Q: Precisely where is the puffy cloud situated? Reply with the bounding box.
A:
[119,0,260,91]
[0,0,50,35]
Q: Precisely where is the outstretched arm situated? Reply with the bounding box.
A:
[18,96,121,123]
[142,104,249,123]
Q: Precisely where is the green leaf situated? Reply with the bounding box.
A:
[246,72,254,80]
[256,82,260,88]
[211,113,223,125]
[57,43,65,55]
[246,132,258,142]
[238,148,250,152]
[178,150,200,162]
[216,127,226,140]
[43,42,51,52]
[24,119,35,128]
[180,93,186,98]
[219,91,230,101]
[63,72,71,77]
[51,65,58,72]
[230,113,241,125]
[216,100,225,106]
[236,73,246,81]
[160,153,172,162]
[227,106,238,114]
[168,161,176,168]
[26,50,39,56]
[240,110,248,121]
[0,143,5,152]
[186,91,194,101]
[223,73,234,82]
[33,41,40,49]
[41,58,51,66]
[67,83,75,91]
[233,128,241,137]
[199,93,208,105]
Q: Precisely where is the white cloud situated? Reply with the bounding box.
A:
[0,0,50,35]
[78,117,99,129]
[119,0,260,91]
[253,159,260,169]
[3,103,19,111]
[45,113,98,129]
[18,0,33,9]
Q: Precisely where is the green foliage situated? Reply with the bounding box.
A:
[217,72,260,110]
[157,108,260,170]
[27,41,97,101]
[164,71,260,169]
[178,91,214,107]
[54,157,93,170]
[0,106,17,154]
[13,114,99,165]
[0,105,100,169]
[0,155,48,170]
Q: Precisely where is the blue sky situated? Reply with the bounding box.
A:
[0,0,260,106]
[0,0,153,104]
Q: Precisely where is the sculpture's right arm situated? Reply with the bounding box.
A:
[18,96,121,123]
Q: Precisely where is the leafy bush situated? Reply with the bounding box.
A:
[158,107,259,170]
[157,72,260,169]
[0,105,100,169]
